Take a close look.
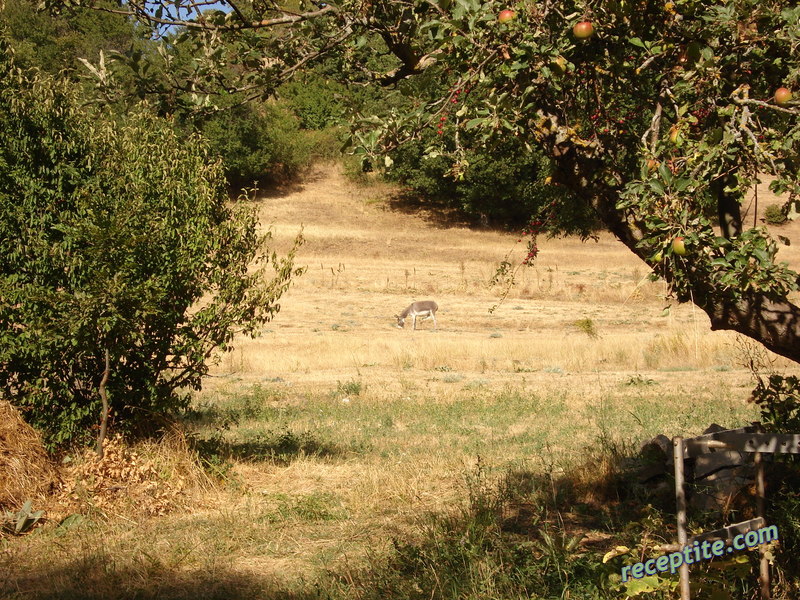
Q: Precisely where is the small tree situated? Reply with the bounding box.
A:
[0,41,303,448]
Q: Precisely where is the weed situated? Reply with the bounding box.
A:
[335,379,364,398]
[464,379,489,389]
[765,204,787,225]
[573,317,600,339]
[441,374,464,383]
[1,500,44,536]
[189,432,239,483]
[624,374,657,387]
[262,492,348,523]
[184,385,284,428]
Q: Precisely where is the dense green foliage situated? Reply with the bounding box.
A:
[198,101,337,186]
[2,0,140,74]
[386,131,591,229]
[2,0,344,188]
[0,42,302,447]
[279,76,346,131]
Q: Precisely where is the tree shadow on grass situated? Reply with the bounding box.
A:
[192,429,359,466]
[2,562,322,600]
[228,179,306,201]
[383,190,487,230]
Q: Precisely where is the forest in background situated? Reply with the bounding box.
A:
[2,0,570,224]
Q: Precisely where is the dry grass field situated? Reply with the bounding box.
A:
[4,165,800,599]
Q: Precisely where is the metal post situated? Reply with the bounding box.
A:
[673,436,691,600]
[755,451,770,599]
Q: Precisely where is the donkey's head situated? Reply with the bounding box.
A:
[394,314,405,328]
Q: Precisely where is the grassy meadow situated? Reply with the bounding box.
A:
[3,165,800,599]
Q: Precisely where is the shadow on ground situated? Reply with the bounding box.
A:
[384,190,493,230]
[192,429,357,466]
[1,563,322,600]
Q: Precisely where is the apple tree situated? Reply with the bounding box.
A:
[345,0,800,368]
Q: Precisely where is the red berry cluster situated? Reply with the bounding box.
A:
[688,105,713,134]
[436,86,471,135]
[691,105,712,121]
[520,218,544,236]
[589,107,638,135]
[522,241,539,265]
[519,217,547,266]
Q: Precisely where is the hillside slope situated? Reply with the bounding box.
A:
[212,164,799,393]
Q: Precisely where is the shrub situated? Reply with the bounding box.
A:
[765,204,787,226]
[279,76,345,130]
[199,99,345,187]
[385,131,589,231]
[0,43,303,448]
[200,102,309,186]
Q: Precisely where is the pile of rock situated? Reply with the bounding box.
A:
[637,423,761,515]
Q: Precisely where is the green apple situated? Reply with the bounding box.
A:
[668,125,683,145]
[550,56,568,75]
[672,236,687,255]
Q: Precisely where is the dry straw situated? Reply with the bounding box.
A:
[0,400,58,511]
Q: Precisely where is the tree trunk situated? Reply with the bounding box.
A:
[96,348,111,459]
[541,120,800,365]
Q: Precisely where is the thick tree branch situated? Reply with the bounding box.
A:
[537,112,800,365]
[712,176,743,239]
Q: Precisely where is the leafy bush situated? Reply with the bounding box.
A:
[0,44,303,448]
[750,374,800,433]
[199,99,344,187]
[279,76,345,130]
[765,204,787,226]
[385,132,588,230]
[199,102,312,186]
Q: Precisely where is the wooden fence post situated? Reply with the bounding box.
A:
[673,436,691,600]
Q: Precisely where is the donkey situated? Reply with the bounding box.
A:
[395,300,438,330]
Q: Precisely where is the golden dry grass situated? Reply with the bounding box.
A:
[3,165,800,599]
[224,164,800,388]
[0,401,58,511]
